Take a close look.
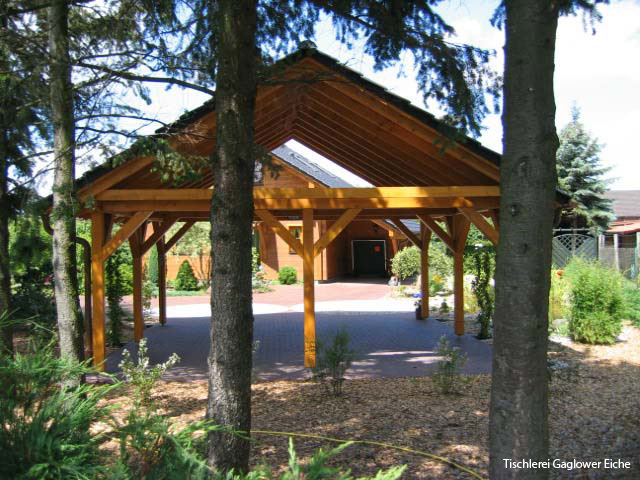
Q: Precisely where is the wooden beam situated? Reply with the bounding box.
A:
[140,217,178,255]
[390,218,422,249]
[417,214,455,252]
[100,196,482,212]
[371,219,403,237]
[459,207,500,246]
[313,208,361,257]
[90,212,106,370]
[257,222,268,263]
[303,208,316,368]
[165,221,195,251]
[488,209,500,232]
[78,156,155,201]
[157,238,167,326]
[255,209,303,257]
[96,186,500,201]
[96,211,153,262]
[420,225,432,319]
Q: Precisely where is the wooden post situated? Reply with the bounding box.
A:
[452,216,470,335]
[129,223,147,342]
[303,208,316,368]
[90,212,106,369]
[420,224,431,319]
[131,244,144,342]
[157,238,167,326]
[453,248,465,335]
[614,233,620,271]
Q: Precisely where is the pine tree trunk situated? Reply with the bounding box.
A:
[206,0,257,472]
[0,11,13,354]
[49,0,84,385]
[0,137,11,354]
[489,2,559,478]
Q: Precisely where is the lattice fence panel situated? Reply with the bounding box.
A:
[552,234,597,268]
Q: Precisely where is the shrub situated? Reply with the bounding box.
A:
[174,260,199,291]
[428,239,453,280]
[106,246,129,346]
[432,335,467,395]
[278,266,297,285]
[391,246,420,282]
[252,246,260,273]
[217,439,405,479]
[312,328,356,396]
[115,339,220,478]
[470,245,494,339]
[548,268,569,322]
[142,278,156,311]
[148,246,159,285]
[0,336,114,479]
[429,275,445,295]
[463,279,479,314]
[622,280,640,325]
[565,259,624,344]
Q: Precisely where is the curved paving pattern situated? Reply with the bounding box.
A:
[106,304,492,382]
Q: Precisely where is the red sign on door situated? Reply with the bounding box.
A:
[373,245,381,252]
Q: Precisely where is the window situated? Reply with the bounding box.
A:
[289,226,301,254]
[253,163,263,185]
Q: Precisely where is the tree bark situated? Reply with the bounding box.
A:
[206,0,257,473]
[0,9,13,354]
[49,0,84,384]
[0,134,11,354]
[489,2,559,478]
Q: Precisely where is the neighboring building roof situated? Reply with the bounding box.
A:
[608,220,640,235]
[272,145,353,188]
[604,190,640,219]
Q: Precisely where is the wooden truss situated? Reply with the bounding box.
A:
[86,185,499,370]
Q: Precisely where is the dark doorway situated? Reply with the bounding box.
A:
[352,240,386,276]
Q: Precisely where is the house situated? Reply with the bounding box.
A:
[255,145,411,281]
[600,190,640,275]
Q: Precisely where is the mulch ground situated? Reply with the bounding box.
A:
[101,322,640,479]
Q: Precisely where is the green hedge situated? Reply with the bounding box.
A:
[174,260,199,291]
[278,266,297,285]
[564,259,623,344]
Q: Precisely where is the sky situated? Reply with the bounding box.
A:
[86,0,640,191]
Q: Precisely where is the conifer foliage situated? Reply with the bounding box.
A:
[556,107,614,232]
[175,260,199,291]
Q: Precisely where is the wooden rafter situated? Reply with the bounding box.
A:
[95,211,152,262]
[255,209,303,257]
[459,207,500,246]
[304,87,465,186]
[141,217,178,254]
[315,63,501,182]
[417,214,455,252]
[164,221,195,251]
[390,218,422,249]
[313,208,361,257]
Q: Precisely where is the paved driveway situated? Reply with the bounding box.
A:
[106,299,492,381]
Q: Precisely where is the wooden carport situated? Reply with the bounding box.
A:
[74,46,502,370]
